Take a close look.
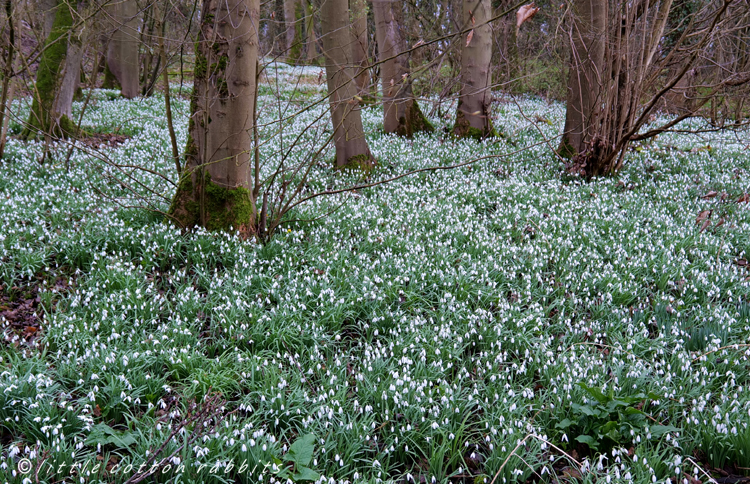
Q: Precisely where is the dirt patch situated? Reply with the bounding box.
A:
[78,133,130,149]
[1,271,75,350]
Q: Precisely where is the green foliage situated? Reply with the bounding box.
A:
[556,383,678,454]
[85,423,138,450]
[272,434,321,482]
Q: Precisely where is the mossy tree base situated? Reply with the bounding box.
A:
[557,136,576,159]
[21,0,76,141]
[21,114,79,140]
[336,153,377,174]
[169,170,257,238]
[101,63,120,90]
[395,101,434,138]
[451,109,499,141]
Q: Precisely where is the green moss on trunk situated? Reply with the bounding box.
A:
[557,136,576,159]
[396,100,434,138]
[451,108,498,141]
[22,1,75,140]
[168,171,256,236]
[102,62,120,90]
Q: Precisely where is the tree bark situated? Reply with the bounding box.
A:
[321,0,373,168]
[168,0,259,236]
[106,0,140,98]
[284,0,299,62]
[350,0,370,97]
[558,0,606,157]
[54,32,84,120]
[302,0,317,63]
[453,0,496,139]
[22,0,80,139]
[0,0,15,160]
[372,0,433,137]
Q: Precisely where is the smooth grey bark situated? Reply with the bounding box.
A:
[106,0,140,99]
[321,0,373,168]
[453,0,495,138]
[169,0,259,234]
[302,0,317,62]
[559,0,606,157]
[54,35,84,120]
[372,0,433,137]
[284,0,298,60]
[350,0,370,96]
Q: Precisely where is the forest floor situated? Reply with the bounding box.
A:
[1,64,749,484]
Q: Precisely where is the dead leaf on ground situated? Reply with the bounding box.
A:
[560,467,582,480]
[702,191,718,199]
[696,210,711,223]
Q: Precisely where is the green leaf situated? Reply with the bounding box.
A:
[575,434,599,450]
[578,383,608,404]
[556,418,574,429]
[293,466,320,481]
[85,423,137,449]
[572,403,598,417]
[286,433,316,467]
[649,425,679,437]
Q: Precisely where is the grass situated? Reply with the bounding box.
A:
[0,62,749,484]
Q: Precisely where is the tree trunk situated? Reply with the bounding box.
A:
[372,0,433,137]
[40,0,57,39]
[106,0,140,99]
[321,0,373,168]
[350,0,370,98]
[558,0,606,158]
[303,0,317,63]
[0,0,15,160]
[22,0,79,139]
[169,0,259,236]
[453,0,496,139]
[284,0,299,62]
[54,33,84,120]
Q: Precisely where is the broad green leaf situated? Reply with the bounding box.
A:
[575,434,599,450]
[573,404,598,417]
[556,418,574,429]
[85,423,137,449]
[579,383,608,404]
[287,433,316,467]
[294,466,320,481]
[649,425,679,437]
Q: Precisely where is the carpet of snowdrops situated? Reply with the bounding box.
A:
[0,62,749,484]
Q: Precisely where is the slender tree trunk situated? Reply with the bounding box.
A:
[284,0,298,61]
[372,0,433,137]
[558,0,606,157]
[303,0,317,63]
[321,0,373,168]
[453,0,496,139]
[107,0,140,98]
[22,0,80,139]
[0,0,16,160]
[169,0,259,235]
[40,0,57,39]
[55,29,85,121]
[350,0,370,98]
